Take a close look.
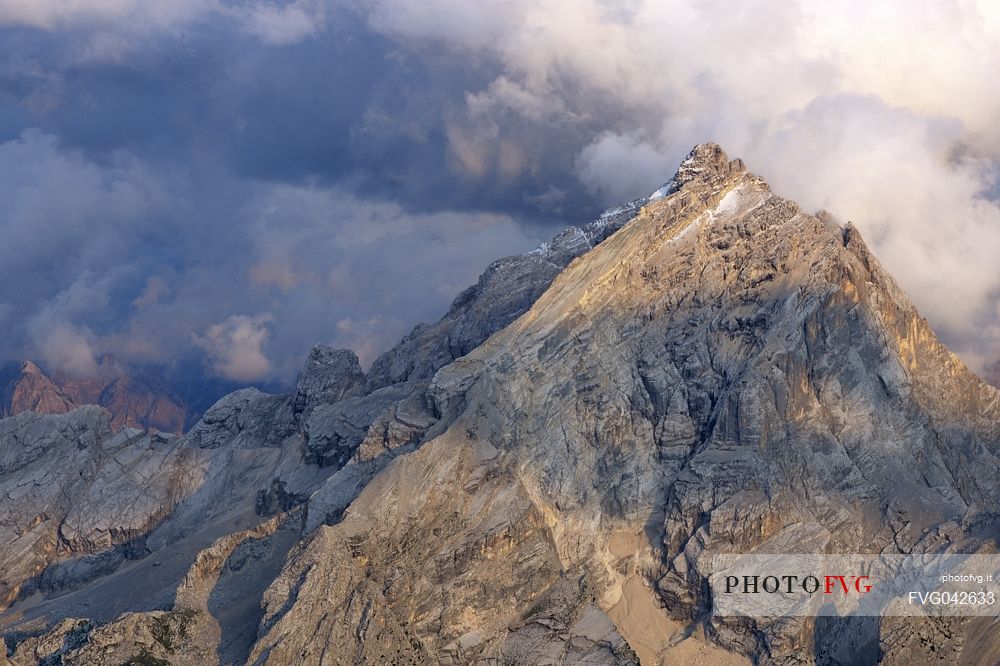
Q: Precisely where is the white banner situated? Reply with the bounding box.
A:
[708,554,1000,617]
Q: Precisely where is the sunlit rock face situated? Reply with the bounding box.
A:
[1,362,77,419]
[3,145,1000,665]
[1,357,189,434]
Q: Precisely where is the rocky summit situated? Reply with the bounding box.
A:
[1,357,189,434]
[3,144,1000,665]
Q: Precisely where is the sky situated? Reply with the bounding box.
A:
[1,0,1000,385]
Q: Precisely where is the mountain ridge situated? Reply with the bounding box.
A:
[3,143,1000,665]
[1,357,230,434]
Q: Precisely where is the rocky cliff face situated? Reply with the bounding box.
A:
[0,362,76,418]
[1,357,189,434]
[3,144,1000,665]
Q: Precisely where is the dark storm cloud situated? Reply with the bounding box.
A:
[3,0,1000,382]
[0,10,608,222]
[0,5,583,382]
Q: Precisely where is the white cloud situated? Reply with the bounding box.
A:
[195,314,274,382]
[0,0,327,52]
[240,183,548,375]
[736,96,1000,353]
[34,323,100,377]
[238,1,325,45]
[576,132,676,204]
[357,0,1000,371]
[23,271,119,377]
[0,0,215,32]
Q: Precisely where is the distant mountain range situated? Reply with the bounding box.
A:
[0,356,249,434]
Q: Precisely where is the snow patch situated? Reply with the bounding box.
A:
[527,241,550,256]
[528,196,645,258]
[648,183,672,201]
[671,213,706,243]
[712,186,745,217]
[599,198,646,219]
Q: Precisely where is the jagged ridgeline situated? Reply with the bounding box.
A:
[3,145,1000,665]
[0,358,190,434]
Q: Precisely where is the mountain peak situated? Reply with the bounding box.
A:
[19,360,43,376]
[3,361,76,418]
[2,357,189,432]
[681,140,729,167]
[6,142,1000,665]
[649,142,748,201]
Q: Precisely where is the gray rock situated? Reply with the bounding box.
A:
[7,144,1000,665]
[290,345,365,419]
[185,388,293,449]
[0,407,193,608]
[247,144,1000,664]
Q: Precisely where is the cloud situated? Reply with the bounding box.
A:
[362,0,1000,151]
[0,0,214,32]
[23,270,118,377]
[351,0,1000,371]
[131,276,170,309]
[33,323,100,377]
[333,317,389,367]
[576,132,676,204]
[238,1,325,45]
[238,183,548,374]
[735,95,1000,363]
[0,131,169,291]
[0,0,327,53]
[248,262,302,292]
[0,121,546,383]
[0,129,177,367]
[194,314,274,382]
[4,0,1000,384]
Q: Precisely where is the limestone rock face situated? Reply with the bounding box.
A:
[91,370,188,433]
[1,362,77,418]
[185,388,291,450]
[290,345,365,418]
[4,144,1000,665]
[0,407,195,610]
[0,345,420,662]
[247,143,1000,664]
